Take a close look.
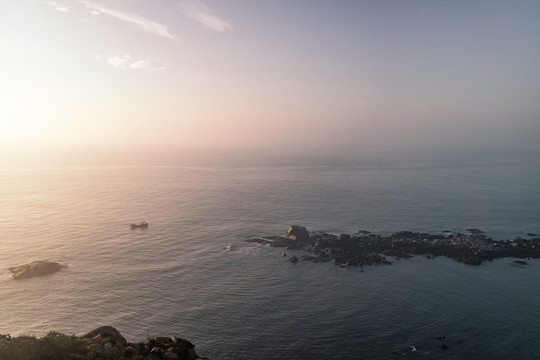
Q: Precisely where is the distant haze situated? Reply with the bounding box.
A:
[1,1,539,167]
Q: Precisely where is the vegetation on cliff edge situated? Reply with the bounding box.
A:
[0,332,158,360]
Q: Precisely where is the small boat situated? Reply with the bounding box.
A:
[130,222,149,229]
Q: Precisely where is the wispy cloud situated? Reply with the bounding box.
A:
[179,0,232,32]
[77,0,179,41]
[45,1,71,12]
[106,55,165,72]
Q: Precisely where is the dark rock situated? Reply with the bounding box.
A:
[130,222,148,229]
[155,336,172,344]
[124,346,139,356]
[9,261,66,279]
[171,336,195,350]
[339,233,351,241]
[440,344,448,350]
[82,326,127,346]
[263,236,299,248]
[515,260,527,265]
[287,225,310,243]
[82,329,204,360]
[163,352,179,360]
[462,256,482,265]
[289,256,298,264]
[151,346,165,358]
[300,255,320,262]
[314,238,329,249]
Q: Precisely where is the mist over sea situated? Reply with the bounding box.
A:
[1,149,540,359]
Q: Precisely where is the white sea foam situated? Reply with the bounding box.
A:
[226,242,267,255]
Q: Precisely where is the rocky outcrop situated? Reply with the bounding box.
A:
[9,261,66,279]
[287,225,310,243]
[246,235,301,249]
[247,226,540,267]
[82,326,127,346]
[81,326,209,360]
[245,225,310,250]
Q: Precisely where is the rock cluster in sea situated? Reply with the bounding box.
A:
[247,225,540,267]
[81,326,210,360]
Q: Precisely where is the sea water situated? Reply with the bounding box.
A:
[1,149,540,359]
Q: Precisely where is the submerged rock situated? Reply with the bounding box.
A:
[466,228,484,235]
[9,261,66,279]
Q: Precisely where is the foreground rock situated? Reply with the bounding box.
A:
[81,326,210,359]
[82,326,127,346]
[9,261,66,279]
[247,225,540,267]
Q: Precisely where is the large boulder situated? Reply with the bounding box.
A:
[81,326,128,346]
[287,225,310,243]
[171,336,195,350]
[9,261,66,279]
[124,346,139,356]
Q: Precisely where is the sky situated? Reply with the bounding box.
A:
[1,0,540,165]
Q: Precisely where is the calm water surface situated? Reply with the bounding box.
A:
[1,150,540,359]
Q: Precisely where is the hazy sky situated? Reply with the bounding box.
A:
[1,0,540,162]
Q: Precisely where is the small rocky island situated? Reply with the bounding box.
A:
[247,225,540,267]
[9,260,66,279]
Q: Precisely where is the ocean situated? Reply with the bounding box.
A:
[1,149,539,359]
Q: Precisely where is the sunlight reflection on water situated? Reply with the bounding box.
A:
[1,152,539,359]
